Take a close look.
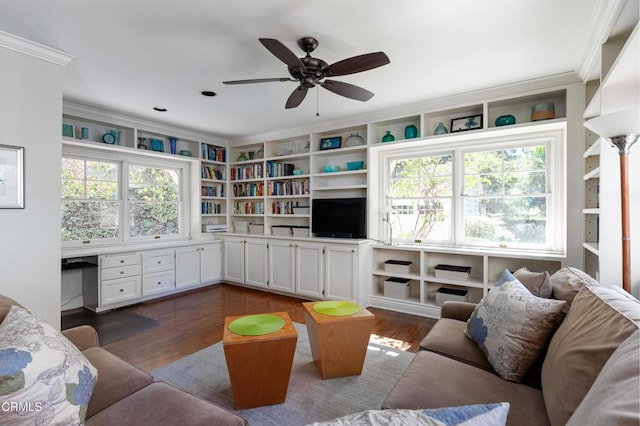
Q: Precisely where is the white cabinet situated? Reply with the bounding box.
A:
[223,237,268,288]
[324,245,357,300]
[142,248,175,297]
[294,242,324,298]
[268,240,295,293]
[98,252,141,311]
[175,243,222,289]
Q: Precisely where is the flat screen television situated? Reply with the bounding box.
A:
[312,197,366,239]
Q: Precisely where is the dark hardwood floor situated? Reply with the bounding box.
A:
[101,283,436,372]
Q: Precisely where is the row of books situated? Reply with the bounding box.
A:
[271,201,302,215]
[233,182,264,197]
[230,164,264,181]
[201,184,224,197]
[233,201,264,215]
[201,144,226,162]
[201,202,223,214]
[267,180,309,196]
[201,165,225,180]
[266,161,295,177]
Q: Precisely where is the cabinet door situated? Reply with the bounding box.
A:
[200,243,222,284]
[295,242,324,298]
[175,246,200,289]
[268,240,295,293]
[324,245,357,300]
[244,239,268,288]
[224,238,245,283]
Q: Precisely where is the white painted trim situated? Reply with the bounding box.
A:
[576,0,630,82]
[0,31,73,66]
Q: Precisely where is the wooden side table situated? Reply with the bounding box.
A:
[222,312,298,409]
[302,301,375,379]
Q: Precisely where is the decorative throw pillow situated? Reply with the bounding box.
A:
[0,305,98,425]
[307,403,510,426]
[549,267,598,314]
[465,270,566,382]
[513,267,552,298]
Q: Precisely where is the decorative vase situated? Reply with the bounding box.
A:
[237,151,249,161]
[345,133,365,147]
[434,122,448,135]
[404,125,418,139]
[382,130,395,143]
[137,137,147,150]
[495,114,516,126]
[168,137,178,154]
[256,147,264,158]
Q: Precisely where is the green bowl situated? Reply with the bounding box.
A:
[495,114,516,126]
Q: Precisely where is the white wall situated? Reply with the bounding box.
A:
[0,46,66,328]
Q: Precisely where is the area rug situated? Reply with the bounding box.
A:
[151,322,415,425]
[61,308,159,345]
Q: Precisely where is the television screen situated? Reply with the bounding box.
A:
[312,198,366,239]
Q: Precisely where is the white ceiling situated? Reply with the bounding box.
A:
[0,0,616,140]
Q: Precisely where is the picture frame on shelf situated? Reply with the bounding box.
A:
[0,144,25,209]
[320,136,341,150]
[62,123,75,138]
[450,115,483,132]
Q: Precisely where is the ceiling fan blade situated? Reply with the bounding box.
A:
[321,80,374,102]
[223,77,292,85]
[259,38,307,72]
[323,52,390,77]
[285,86,308,109]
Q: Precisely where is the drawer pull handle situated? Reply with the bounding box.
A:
[157,281,162,285]
[119,289,124,292]
[120,260,125,263]
[157,261,161,264]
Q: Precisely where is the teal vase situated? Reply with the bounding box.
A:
[404,125,418,139]
[382,130,395,143]
[434,122,448,135]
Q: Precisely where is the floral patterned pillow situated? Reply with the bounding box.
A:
[0,305,98,424]
[465,270,566,382]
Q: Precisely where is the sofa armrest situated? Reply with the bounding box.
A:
[440,301,477,321]
[62,325,99,350]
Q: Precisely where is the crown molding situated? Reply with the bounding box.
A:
[576,0,628,82]
[0,31,73,66]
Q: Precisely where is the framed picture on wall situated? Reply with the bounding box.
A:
[0,144,25,209]
[320,136,341,150]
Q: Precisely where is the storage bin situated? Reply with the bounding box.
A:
[384,277,411,299]
[384,260,412,273]
[292,226,310,236]
[434,264,471,280]
[435,287,469,306]
[271,225,292,236]
[233,221,249,233]
[249,223,264,234]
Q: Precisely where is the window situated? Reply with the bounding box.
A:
[61,158,120,242]
[379,126,565,253]
[62,148,190,247]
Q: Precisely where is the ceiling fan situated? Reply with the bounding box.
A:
[223,37,390,109]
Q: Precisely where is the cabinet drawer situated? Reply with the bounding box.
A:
[142,250,174,273]
[101,277,140,305]
[101,253,140,269]
[143,271,175,296]
[101,264,141,281]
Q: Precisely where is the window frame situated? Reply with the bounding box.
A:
[62,144,193,249]
[373,124,566,255]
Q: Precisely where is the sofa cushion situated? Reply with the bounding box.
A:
[309,403,510,426]
[513,267,552,298]
[421,318,494,373]
[86,382,248,426]
[542,285,640,426]
[382,351,549,426]
[83,346,154,418]
[465,270,566,381]
[549,267,598,314]
[0,305,98,425]
[566,329,640,426]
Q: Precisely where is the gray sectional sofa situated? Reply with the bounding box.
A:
[383,267,640,426]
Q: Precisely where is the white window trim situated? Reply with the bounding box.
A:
[370,122,567,256]
[62,144,194,250]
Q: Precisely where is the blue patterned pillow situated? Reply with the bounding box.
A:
[308,402,510,425]
[0,305,98,425]
[465,269,566,381]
